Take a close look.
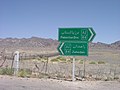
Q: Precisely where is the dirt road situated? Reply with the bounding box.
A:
[0,75,120,90]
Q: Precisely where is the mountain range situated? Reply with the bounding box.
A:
[0,37,120,53]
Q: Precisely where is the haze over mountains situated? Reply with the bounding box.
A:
[0,37,120,52]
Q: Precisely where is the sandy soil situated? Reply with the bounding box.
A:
[0,75,120,90]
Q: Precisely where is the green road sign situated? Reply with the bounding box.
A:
[58,28,96,42]
[58,42,88,56]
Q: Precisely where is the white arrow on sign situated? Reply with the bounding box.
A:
[88,28,94,41]
[59,42,64,55]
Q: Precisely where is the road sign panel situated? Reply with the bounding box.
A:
[58,42,88,56]
[58,28,96,42]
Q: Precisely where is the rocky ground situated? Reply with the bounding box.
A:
[0,75,120,90]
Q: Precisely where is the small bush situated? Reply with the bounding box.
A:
[98,61,105,64]
[18,69,32,78]
[51,59,59,62]
[79,60,83,64]
[89,61,96,64]
[114,77,119,80]
[0,68,13,75]
[56,57,62,60]
[37,58,41,61]
[57,57,66,62]
[51,57,66,62]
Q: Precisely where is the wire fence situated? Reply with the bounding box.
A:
[0,48,120,81]
[0,55,120,81]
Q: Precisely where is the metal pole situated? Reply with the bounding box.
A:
[72,56,75,81]
[83,59,85,78]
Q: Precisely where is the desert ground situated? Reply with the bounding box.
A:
[0,75,120,90]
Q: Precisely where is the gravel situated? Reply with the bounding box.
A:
[0,75,120,90]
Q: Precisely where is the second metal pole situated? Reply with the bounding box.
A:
[72,56,75,81]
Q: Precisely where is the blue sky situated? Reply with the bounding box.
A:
[0,0,120,44]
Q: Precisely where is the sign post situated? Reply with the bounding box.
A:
[72,56,75,81]
[58,27,96,81]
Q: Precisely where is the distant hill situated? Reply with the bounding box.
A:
[111,40,120,49]
[0,37,58,48]
[0,37,120,53]
[89,40,120,50]
[0,37,59,53]
[90,42,110,48]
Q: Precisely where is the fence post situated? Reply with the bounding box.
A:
[13,51,19,76]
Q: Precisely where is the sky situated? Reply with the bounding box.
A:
[0,0,120,44]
